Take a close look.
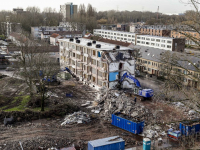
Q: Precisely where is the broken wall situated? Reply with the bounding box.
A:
[108,55,136,89]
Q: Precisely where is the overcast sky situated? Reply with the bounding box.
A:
[1,0,195,14]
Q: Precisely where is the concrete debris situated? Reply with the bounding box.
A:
[188,110,196,115]
[94,89,154,124]
[61,111,90,126]
[46,91,58,98]
[81,101,91,107]
[172,102,184,108]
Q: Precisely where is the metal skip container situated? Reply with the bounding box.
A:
[111,113,144,134]
[179,118,200,136]
[88,136,125,150]
[143,138,151,150]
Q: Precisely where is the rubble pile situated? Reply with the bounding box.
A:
[0,137,78,150]
[143,124,167,139]
[95,89,154,124]
[61,111,90,126]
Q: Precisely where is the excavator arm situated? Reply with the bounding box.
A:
[120,72,141,88]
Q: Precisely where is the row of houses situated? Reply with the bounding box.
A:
[131,45,200,89]
[93,29,185,52]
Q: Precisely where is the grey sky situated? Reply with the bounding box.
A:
[1,0,194,14]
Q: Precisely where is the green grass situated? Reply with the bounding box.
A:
[4,95,31,112]
[11,97,19,104]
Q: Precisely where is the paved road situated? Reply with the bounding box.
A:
[0,69,22,79]
[137,76,163,92]
[185,48,200,54]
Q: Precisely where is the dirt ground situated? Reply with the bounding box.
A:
[0,75,193,149]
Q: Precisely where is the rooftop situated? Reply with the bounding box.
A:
[43,31,82,36]
[59,38,132,51]
[88,136,124,147]
[129,45,200,72]
[137,34,175,40]
[94,29,136,35]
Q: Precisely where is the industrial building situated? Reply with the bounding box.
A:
[58,38,136,90]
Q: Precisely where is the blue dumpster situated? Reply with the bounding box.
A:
[111,113,144,134]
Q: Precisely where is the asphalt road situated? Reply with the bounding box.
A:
[137,76,163,92]
[0,69,22,79]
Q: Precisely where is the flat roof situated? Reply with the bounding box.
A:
[94,29,136,35]
[137,34,175,40]
[59,38,132,51]
[88,136,124,147]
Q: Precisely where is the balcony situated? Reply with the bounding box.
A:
[71,65,76,69]
[77,66,83,70]
[99,67,107,73]
[76,50,83,55]
[77,58,83,63]
[84,53,88,57]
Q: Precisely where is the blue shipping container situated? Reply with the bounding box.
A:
[143,138,151,150]
[180,119,200,136]
[88,136,125,150]
[111,114,144,134]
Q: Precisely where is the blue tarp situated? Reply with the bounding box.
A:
[109,72,119,81]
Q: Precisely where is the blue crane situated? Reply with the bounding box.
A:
[119,72,154,98]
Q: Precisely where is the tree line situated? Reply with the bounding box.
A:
[0,4,194,34]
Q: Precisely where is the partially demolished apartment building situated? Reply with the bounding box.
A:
[59,38,135,89]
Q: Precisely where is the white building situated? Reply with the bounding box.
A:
[136,35,185,52]
[93,29,136,44]
[58,38,136,90]
[94,29,185,52]
[31,26,67,39]
[129,24,141,33]
[50,34,62,46]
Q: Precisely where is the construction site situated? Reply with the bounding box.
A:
[0,38,200,150]
[0,65,200,150]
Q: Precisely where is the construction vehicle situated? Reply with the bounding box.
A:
[39,71,60,85]
[62,67,79,81]
[119,72,154,100]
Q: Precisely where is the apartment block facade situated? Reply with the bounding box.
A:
[140,28,171,37]
[171,30,199,46]
[136,35,185,52]
[60,3,77,21]
[59,38,136,90]
[93,29,185,52]
[93,29,136,44]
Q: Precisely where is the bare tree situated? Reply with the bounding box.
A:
[15,32,60,111]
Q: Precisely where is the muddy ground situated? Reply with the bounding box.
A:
[0,74,193,149]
